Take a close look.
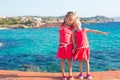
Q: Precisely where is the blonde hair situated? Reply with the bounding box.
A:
[74,17,80,23]
[73,17,81,28]
[64,11,77,22]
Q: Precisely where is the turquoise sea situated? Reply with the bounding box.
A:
[0,22,120,72]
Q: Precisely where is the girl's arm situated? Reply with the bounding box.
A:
[33,22,62,28]
[86,28,109,35]
[72,31,76,54]
[38,22,62,28]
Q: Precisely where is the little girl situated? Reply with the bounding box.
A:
[73,18,108,80]
[57,11,77,80]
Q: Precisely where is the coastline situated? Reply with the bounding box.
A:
[0,16,114,29]
[0,70,120,80]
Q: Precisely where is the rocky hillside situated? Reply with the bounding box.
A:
[80,16,114,24]
[0,15,114,28]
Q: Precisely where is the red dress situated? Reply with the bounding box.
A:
[73,28,90,61]
[57,24,73,59]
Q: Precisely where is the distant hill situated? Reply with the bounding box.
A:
[80,15,114,24]
[113,17,120,22]
[43,15,114,24]
[0,15,114,28]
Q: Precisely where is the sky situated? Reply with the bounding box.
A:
[0,0,120,17]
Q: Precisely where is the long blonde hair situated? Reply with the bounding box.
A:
[64,11,77,23]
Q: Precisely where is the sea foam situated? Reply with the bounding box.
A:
[0,43,3,46]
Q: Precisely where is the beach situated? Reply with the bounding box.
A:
[0,70,120,80]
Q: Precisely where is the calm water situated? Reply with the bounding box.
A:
[0,22,120,72]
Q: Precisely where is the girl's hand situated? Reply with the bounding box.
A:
[72,48,76,54]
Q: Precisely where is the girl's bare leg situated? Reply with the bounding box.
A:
[78,60,83,74]
[85,60,90,74]
[85,60,92,79]
[61,59,66,77]
[67,59,72,76]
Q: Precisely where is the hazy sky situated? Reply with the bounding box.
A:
[0,0,120,17]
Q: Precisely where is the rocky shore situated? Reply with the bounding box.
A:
[0,25,31,29]
[0,15,114,29]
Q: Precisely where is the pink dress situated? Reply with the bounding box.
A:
[57,24,73,59]
[73,28,90,61]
